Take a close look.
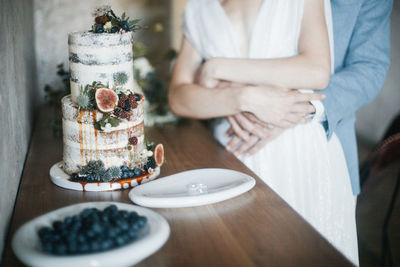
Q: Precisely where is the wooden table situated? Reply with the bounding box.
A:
[1,108,352,267]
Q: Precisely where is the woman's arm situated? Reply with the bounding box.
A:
[168,38,244,119]
[169,38,325,123]
[198,0,330,90]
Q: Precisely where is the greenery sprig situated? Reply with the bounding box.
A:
[94,112,121,132]
[76,81,107,111]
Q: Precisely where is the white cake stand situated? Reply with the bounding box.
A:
[49,161,160,192]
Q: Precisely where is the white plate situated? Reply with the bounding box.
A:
[129,168,256,208]
[49,161,160,191]
[12,202,170,267]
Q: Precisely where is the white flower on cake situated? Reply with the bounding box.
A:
[104,21,112,30]
[133,57,154,80]
[102,123,112,133]
[139,149,149,160]
[114,86,132,96]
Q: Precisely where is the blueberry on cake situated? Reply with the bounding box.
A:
[61,6,164,186]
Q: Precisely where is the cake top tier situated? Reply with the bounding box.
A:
[68,31,133,47]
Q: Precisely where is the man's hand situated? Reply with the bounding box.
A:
[196,59,219,88]
[225,113,286,156]
[242,85,322,128]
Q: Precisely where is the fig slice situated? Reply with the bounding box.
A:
[95,88,118,113]
[154,144,164,167]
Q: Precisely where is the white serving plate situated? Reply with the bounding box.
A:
[12,202,170,267]
[49,161,160,191]
[129,168,256,208]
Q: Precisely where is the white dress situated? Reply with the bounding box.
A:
[182,0,359,265]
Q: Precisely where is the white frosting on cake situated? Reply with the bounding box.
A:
[62,95,146,174]
[68,31,134,103]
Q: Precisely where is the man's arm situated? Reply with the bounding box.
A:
[322,0,393,138]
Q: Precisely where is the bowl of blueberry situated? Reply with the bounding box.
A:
[12,202,170,267]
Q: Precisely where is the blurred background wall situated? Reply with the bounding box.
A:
[0,0,37,259]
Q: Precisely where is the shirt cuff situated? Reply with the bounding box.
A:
[309,100,326,122]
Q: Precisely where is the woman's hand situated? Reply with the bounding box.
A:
[241,85,323,128]
[196,59,219,88]
[226,113,285,156]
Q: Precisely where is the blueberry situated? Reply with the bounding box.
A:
[121,165,129,172]
[128,229,138,239]
[138,216,148,224]
[147,157,156,169]
[71,173,78,180]
[42,242,54,253]
[119,210,129,219]
[64,216,73,225]
[119,221,129,231]
[90,240,101,252]
[108,226,119,237]
[67,240,78,253]
[77,234,86,244]
[129,211,139,217]
[121,172,129,179]
[54,243,67,255]
[72,215,79,222]
[104,205,118,216]
[89,212,100,222]
[134,93,141,101]
[107,204,118,212]
[38,227,52,238]
[92,222,102,233]
[81,208,93,218]
[52,220,63,232]
[114,218,124,226]
[133,168,141,177]
[79,243,89,253]
[87,173,95,181]
[86,229,96,239]
[128,170,135,177]
[94,24,104,33]
[66,232,77,242]
[71,221,81,232]
[100,214,110,224]
[101,240,113,250]
[133,216,147,230]
[115,236,125,246]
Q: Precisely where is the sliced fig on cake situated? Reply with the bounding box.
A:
[95,88,118,113]
[154,144,164,166]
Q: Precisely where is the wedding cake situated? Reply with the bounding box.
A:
[60,6,163,186]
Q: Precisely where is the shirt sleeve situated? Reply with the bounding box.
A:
[322,0,393,138]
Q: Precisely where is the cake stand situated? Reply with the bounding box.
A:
[49,161,160,192]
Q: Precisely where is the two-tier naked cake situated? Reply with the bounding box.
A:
[51,7,164,191]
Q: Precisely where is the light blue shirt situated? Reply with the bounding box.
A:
[321,0,393,195]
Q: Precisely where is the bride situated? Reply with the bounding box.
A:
[169,0,358,265]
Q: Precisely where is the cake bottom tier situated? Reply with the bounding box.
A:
[63,141,146,174]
